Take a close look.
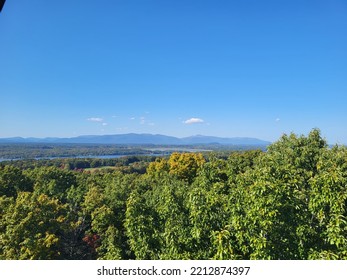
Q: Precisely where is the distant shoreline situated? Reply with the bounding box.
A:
[0,142,268,162]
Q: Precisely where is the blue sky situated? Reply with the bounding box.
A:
[1,0,346,143]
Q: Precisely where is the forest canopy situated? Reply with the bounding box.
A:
[0,129,346,260]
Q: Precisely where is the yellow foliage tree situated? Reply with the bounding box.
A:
[168,153,205,183]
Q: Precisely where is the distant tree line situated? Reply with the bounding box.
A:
[0,143,266,161]
[0,143,163,160]
[1,129,347,260]
[0,155,158,173]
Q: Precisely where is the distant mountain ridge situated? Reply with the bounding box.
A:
[0,133,271,146]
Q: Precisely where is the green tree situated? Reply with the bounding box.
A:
[29,167,77,203]
[125,188,161,259]
[0,192,67,259]
[81,172,138,259]
[227,129,329,259]
[308,146,347,259]
[0,166,33,197]
[125,173,192,259]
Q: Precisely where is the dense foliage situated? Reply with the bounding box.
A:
[1,129,346,259]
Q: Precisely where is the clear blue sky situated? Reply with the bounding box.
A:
[1,0,346,143]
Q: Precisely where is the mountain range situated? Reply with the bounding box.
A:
[0,133,271,146]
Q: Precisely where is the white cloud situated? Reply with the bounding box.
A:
[87,117,103,122]
[183,118,204,124]
[275,118,280,122]
[102,122,108,126]
[139,116,155,126]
